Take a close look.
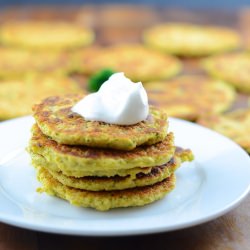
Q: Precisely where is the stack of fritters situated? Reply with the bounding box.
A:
[28,94,194,211]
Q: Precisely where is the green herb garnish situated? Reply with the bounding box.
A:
[88,69,115,92]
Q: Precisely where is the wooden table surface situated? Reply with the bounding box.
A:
[0,5,250,250]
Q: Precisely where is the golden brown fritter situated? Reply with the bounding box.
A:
[202,53,250,93]
[32,94,169,150]
[198,108,250,153]
[37,166,176,211]
[0,76,84,120]
[1,21,94,51]
[145,75,236,121]
[71,44,181,82]
[29,124,175,177]
[0,48,71,79]
[35,148,193,191]
[143,23,240,56]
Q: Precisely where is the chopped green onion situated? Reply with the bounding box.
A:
[88,69,115,92]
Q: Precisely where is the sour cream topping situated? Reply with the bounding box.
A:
[72,72,149,125]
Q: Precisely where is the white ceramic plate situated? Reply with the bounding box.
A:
[0,116,249,236]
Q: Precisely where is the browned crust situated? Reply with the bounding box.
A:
[32,94,168,150]
[30,124,174,160]
[37,166,176,210]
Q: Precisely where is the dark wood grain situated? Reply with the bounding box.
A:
[0,5,249,250]
[0,224,38,250]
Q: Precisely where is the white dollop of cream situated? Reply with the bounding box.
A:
[72,72,149,125]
